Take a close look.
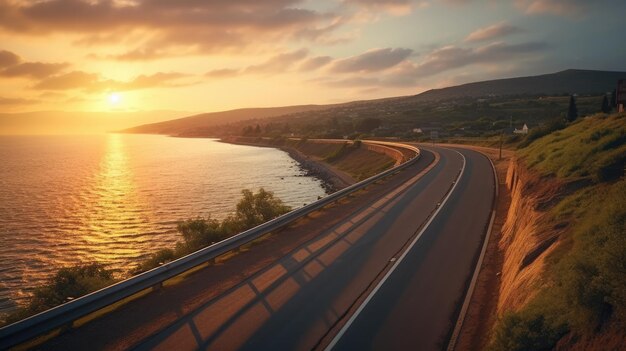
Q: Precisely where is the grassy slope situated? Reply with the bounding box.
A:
[519,114,626,181]
[284,140,395,181]
[490,113,626,350]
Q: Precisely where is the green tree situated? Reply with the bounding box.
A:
[611,89,617,108]
[567,95,578,122]
[177,216,225,251]
[234,188,291,229]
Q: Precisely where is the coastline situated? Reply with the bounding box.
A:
[219,137,356,193]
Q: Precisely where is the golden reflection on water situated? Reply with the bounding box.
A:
[0,134,329,312]
[81,134,143,263]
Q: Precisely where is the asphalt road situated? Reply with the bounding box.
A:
[35,146,494,351]
[329,147,495,351]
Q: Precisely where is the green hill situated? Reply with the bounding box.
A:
[123,69,625,137]
[121,105,333,135]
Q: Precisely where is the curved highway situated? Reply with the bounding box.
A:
[36,145,495,351]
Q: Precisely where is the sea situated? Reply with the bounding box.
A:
[0,134,327,314]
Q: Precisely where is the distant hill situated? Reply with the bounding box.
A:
[121,105,334,135]
[124,69,626,135]
[410,69,625,102]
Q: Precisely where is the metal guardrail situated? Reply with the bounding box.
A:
[0,141,420,349]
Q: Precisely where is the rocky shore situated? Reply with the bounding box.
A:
[219,137,355,193]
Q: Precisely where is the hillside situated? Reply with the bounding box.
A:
[123,69,625,137]
[121,105,333,135]
[489,113,625,350]
[409,69,625,102]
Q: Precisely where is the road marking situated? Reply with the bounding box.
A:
[325,149,467,350]
[446,149,498,351]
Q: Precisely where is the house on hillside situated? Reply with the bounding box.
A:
[514,124,529,134]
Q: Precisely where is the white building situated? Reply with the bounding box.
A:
[514,124,529,134]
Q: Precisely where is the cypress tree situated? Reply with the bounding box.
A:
[611,89,617,108]
[566,95,578,122]
[601,95,611,113]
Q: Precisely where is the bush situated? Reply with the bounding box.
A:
[490,312,567,351]
[325,143,349,162]
[138,188,291,272]
[177,217,225,251]
[132,248,176,274]
[234,188,291,229]
[6,264,116,324]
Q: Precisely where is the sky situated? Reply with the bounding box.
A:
[1,0,625,114]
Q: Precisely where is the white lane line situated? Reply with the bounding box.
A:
[446,149,499,351]
[325,149,467,351]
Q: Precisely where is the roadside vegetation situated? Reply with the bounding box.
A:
[134,188,291,273]
[489,113,626,350]
[2,188,290,326]
[4,264,117,324]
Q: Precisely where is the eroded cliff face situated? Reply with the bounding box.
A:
[497,158,567,313]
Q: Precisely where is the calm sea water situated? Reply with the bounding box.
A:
[0,134,327,314]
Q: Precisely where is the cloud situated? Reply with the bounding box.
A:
[438,0,473,5]
[465,22,523,42]
[318,41,549,89]
[245,49,309,74]
[410,41,549,78]
[0,0,345,58]
[0,49,69,79]
[123,72,189,90]
[330,47,413,73]
[0,96,37,106]
[299,56,333,71]
[107,48,163,61]
[514,0,590,16]
[0,50,20,67]
[205,69,240,79]
[33,70,190,91]
[1,62,70,79]
[33,71,101,90]
[343,0,420,16]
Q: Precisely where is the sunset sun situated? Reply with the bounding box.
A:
[108,93,121,106]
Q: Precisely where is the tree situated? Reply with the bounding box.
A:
[177,217,224,250]
[601,95,611,113]
[234,188,291,229]
[567,95,578,122]
[242,125,253,136]
[254,124,261,135]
